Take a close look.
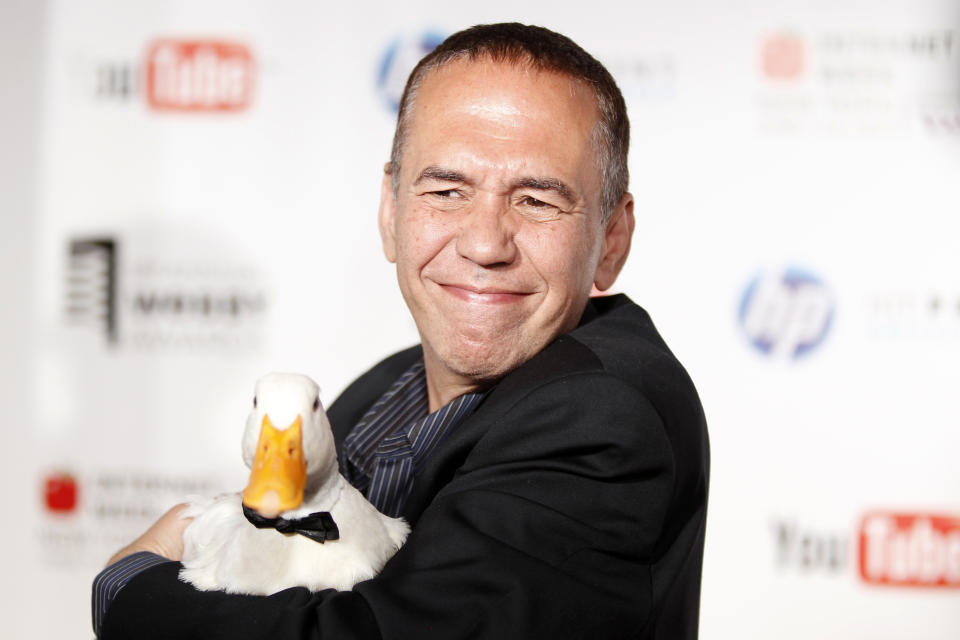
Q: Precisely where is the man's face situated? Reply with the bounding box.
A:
[379,58,632,401]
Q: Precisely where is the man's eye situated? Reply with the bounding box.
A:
[431,189,460,198]
[521,196,553,208]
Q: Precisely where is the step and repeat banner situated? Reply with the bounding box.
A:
[5,0,959,637]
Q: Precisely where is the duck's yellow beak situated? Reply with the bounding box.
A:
[242,414,306,518]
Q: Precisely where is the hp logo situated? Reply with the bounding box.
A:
[739,267,834,360]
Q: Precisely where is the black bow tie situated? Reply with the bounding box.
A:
[242,504,340,544]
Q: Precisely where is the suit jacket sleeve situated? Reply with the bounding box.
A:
[102,371,688,640]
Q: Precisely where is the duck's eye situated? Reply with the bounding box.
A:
[253,396,257,409]
[312,396,320,412]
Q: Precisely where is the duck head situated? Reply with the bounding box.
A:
[241,373,337,518]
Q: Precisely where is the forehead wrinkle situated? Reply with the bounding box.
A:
[461,98,524,124]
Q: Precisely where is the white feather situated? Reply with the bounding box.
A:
[179,373,410,595]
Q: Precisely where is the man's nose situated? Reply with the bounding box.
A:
[455,196,518,267]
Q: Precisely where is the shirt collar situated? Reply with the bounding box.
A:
[343,359,488,488]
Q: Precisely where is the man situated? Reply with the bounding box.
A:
[93,23,709,639]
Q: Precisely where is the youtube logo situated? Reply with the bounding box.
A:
[145,40,254,112]
[859,512,960,588]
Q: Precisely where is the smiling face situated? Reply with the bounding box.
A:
[379,58,634,409]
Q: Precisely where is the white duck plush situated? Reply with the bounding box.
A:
[179,373,410,595]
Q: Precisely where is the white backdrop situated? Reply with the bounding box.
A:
[1,0,958,637]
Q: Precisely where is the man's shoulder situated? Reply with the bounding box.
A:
[570,294,680,376]
[484,294,707,464]
[511,294,697,407]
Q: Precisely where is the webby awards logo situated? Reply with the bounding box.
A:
[65,238,118,343]
[63,229,269,350]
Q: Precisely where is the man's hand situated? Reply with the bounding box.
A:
[106,503,193,566]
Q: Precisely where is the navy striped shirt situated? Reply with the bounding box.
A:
[92,358,486,636]
[91,551,170,636]
[343,359,488,517]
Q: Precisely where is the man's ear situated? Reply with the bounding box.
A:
[593,192,635,292]
[378,164,398,264]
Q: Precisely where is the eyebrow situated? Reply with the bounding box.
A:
[414,166,466,184]
[512,177,575,203]
[413,166,576,204]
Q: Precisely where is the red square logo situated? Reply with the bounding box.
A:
[43,472,78,513]
[760,34,805,80]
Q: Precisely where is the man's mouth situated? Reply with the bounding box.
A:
[438,283,532,304]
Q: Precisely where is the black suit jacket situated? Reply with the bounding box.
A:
[103,294,709,639]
